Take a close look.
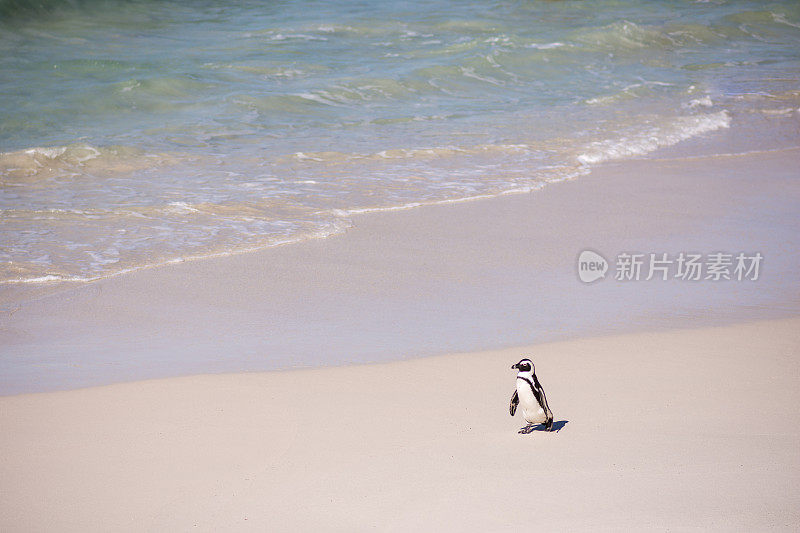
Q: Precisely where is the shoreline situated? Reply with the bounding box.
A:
[2,317,799,530]
[2,144,796,297]
[1,144,799,394]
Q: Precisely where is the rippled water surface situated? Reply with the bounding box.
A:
[1,0,799,282]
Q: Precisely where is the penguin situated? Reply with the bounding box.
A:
[509,358,554,431]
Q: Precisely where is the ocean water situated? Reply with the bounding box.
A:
[1,0,799,284]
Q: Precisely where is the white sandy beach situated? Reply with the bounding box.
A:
[1,148,799,530]
[1,318,799,531]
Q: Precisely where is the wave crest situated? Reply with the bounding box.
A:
[577,111,731,165]
[0,143,174,183]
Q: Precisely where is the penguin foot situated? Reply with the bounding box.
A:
[518,422,558,434]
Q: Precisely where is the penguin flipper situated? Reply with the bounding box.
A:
[509,390,519,416]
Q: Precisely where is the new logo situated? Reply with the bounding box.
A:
[577,250,608,283]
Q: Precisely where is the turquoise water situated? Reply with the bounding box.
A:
[1,0,799,283]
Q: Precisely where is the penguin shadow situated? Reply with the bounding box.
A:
[518,420,568,434]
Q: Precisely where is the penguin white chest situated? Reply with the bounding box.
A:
[516,379,546,424]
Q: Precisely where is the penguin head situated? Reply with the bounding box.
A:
[512,358,534,373]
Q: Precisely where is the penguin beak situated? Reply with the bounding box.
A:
[511,363,519,370]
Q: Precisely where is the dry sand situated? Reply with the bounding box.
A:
[1,318,799,531]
